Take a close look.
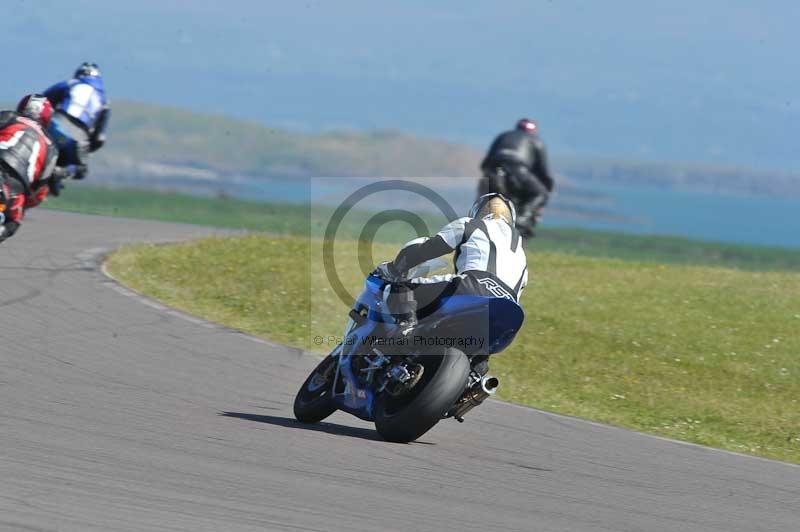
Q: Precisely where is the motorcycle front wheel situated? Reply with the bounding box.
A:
[293,353,338,423]
[374,348,470,443]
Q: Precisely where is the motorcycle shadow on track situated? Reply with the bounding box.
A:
[220,412,434,444]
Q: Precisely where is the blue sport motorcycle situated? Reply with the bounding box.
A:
[293,255,525,443]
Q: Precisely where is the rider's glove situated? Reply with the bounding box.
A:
[375,261,404,283]
[89,138,105,153]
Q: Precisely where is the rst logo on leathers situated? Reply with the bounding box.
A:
[476,277,514,301]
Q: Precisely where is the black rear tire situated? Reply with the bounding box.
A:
[293,354,338,423]
[374,348,470,443]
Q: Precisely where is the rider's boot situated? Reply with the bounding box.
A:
[471,355,489,377]
[388,284,418,335]
[516,196,546,238]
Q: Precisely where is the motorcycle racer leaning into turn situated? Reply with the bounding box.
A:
[479,118,555,237]
[43,62,110,183]
[0,95,63,243]
[375,193,527,376]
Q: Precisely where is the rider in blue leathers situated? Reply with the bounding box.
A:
[43,62,110,181]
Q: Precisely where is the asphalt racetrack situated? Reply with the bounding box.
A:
[1,210,798,531]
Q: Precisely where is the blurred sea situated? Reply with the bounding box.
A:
[128,176,800,249]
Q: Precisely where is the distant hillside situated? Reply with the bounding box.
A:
[92,101,482,181]
[89,101,800,198]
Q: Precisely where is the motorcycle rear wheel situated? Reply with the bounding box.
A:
[293,353,338,423]
[374,348,470,443]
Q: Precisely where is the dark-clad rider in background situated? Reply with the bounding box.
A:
[44,62,110,181]
[0,95,62,242]
[479,118,555,237]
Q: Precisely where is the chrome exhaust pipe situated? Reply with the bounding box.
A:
[451,375,499,422]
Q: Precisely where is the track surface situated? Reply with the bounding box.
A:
[0,210,798,532]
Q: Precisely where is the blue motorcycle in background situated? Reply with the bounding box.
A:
[294,253,525,443]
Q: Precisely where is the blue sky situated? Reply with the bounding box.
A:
[7,0,799,169]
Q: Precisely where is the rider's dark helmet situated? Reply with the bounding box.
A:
[17,94,53,128]
[75,62,101,79]
[469,193,516,226]
[516,118,538,134]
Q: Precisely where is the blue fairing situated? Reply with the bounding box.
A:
[331,274,524,421]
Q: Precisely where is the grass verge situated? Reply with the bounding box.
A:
[107,234,800,463]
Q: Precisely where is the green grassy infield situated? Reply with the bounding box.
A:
[107,232,800,463]
[50,185,800,461]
